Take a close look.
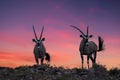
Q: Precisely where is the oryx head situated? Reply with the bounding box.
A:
[32,25,45,48]
[70,25,93,43]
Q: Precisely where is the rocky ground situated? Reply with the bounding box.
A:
[0,64,120,80]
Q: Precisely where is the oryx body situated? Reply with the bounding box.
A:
[32,25,50,65]
[71,25,104,69]
[80,40,97,55]
[33,40,46,61]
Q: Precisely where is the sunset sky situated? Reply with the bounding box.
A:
[0,0,120,69]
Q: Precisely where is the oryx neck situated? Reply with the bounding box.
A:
[81,39,86,45]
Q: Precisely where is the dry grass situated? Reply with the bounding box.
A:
[0,64,119,80]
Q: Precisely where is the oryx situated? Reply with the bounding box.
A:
[70,25,104,69]
[32,25,50,65]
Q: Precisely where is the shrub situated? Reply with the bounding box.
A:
[109,67,120,76]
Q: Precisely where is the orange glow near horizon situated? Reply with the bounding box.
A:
[0,32,120,69]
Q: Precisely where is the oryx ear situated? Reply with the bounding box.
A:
[42,37,45,41]
[32,39,36,42]
[80,35,83,38]
[89,35,93,38]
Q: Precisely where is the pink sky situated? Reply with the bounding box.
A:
[0,0,120,69]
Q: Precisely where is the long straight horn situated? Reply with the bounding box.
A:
[70,25,85,36]
[32,25,38,40]
[39,26,44,40]
[87,26,89,36]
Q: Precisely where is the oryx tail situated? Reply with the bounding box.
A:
[45,53,50,62]
[97,36,104,51]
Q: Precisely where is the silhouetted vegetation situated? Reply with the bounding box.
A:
[0,64,119,80]
[109,67,120,79]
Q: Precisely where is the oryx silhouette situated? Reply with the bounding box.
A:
[70,25,104,69]
[32,25,50,65]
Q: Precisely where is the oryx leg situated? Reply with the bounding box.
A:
[81,55,84,69]
[89,54,94,67]
[93,52,97,64]
[41,58,44,65]
[35,58,39,65]
[87,55,90,69]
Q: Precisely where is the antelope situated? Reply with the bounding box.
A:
[32,25,50,65]
[70,25,104,69]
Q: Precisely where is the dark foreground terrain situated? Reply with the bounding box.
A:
[0,64,120,80]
